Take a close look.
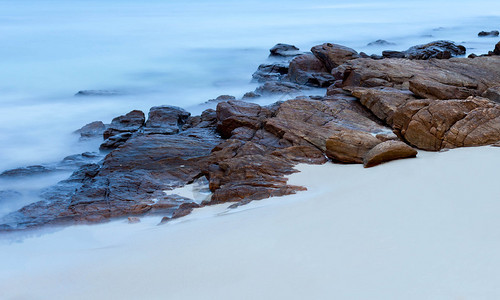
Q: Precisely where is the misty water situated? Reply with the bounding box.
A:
[0,0,499,217]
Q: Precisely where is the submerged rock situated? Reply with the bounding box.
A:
[367,40,396,47]
[0,165,56,178]
[75,121,107,139]
[75,90,123,97]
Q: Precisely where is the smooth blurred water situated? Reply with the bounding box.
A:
[0,0,499,174]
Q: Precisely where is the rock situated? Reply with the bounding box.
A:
[99,132,133,150]
[206,95,236,103]
[254,81,308,96]
[75,90,123,97]
[242,92,261,99]
[288,54,336,87]
[103,110,145,139]
[74,121,107,139]
[269,43,300,57]
[311,43,360,72]
[0,165,56,178]
[59,152,102,168]
[143,105,190,134]
[403,40,465,59]
[483,86,500,103]
[382,50,406,58]
[367,40,396,47]
[337,56,500,99]
[0,190,22,204]
[495,42,500,55]
[363,141,417,168]
[392,97,500,150]
[478,30,499,37]
[127,217,140,224]
[252,63,289,82]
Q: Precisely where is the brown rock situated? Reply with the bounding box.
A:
[363,141,417,168]
[482,86,500,103]
[288,54,335,87]
[311,43,359,72]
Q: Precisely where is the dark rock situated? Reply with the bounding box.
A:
[269,43,301,57]
[99,132,133,150]
[103,110,145,139]
[74,121,107,139]
[143,105,190,134]
[367,40,396,47]
[254,81,308,96]
[288,54,336,87]
[311,43,360,72]
[468,53,478,58]
[206,95,236,103]
[483,86,500,103]
[495,42,500,55]
[252,63,289,82]
[59,152,102,168]
[242,92,261,99]
[382,50,406,58]
[0,165,56,178]
[403,40,465,59]
[75,90,123,97]
[363,141,417,168]
[478,30,499,37]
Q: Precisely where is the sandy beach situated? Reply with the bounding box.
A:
[1,146,499,299]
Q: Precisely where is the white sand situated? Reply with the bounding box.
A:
[1,146,500,300]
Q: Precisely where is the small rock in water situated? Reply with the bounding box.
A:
[206,95,237,103]
[367,39,396,47]
[74,121,107,139]
[0,165,55,177]
[127,217,141,224]
[75,90,123,97]
[269,43,301,57]
[242,92,260,99]
[478,30,499,37]
[382,50,406,58]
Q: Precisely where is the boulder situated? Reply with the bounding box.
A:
[311,43,360,72]
[103,110,145,139]
[143,105,190,134]
[495,42,500,55]
[288,54,336,87]
[269,43,301,57]
[363,141,417,168]
[75,121,107,139]
[403,40,466,59]
[252,63,289,82]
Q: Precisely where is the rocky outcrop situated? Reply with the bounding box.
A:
[75,121,107,139]
[252,63,289,82]
[403,40,466,59]
[4,41,500,231]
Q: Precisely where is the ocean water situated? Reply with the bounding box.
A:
[0,0,499,216]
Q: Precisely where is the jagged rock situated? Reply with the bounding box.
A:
[99,132,133,150]
[59,152,102,168]
[75,121,107,139]
[288,54,335,87]
[363,141,417,168]
[252,63,289,82]
[367,40,396,47]
[483,86,500,103]
[495,42,500,55]
[103,110,145,139]
[478,30,499,37]
[404,40,465,59]
[142,105,190,134]
[269,43,301,57]
[311,43,360,72]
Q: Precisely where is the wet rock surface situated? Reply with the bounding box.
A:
[2,41,500,231]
